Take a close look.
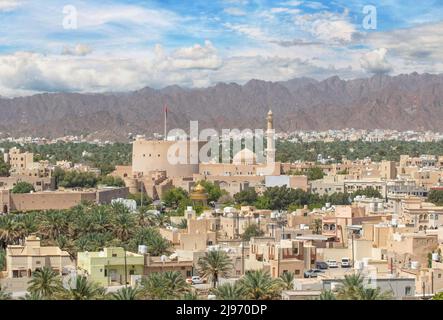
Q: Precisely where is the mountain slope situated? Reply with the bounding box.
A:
[1,73,443,140]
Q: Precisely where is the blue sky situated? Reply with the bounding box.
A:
[0,0,442,96]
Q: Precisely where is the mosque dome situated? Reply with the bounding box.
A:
[233,148,257,165]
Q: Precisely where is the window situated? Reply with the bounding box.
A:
[129,270,135,275]
[186,271,192,277]
[104,269,108,277]
[112,254,117,257]
[36,261,41,265]
[295,270,300,275]
[405,286,412,296]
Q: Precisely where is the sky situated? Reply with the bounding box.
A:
[0,0,443,97]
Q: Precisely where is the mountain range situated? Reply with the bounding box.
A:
[1,72,443,141]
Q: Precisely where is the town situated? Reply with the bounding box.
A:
[0,110,442,301]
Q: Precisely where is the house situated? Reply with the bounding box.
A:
[77,247,144,287]
[5,235,73,278]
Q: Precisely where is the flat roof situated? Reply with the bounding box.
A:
[295,235,330,241]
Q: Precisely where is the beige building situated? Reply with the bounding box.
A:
[8,147,51,178]
[6,235,73,278]
[0,187,128,212]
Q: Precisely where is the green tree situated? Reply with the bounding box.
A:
[432,292,443,300]
[197,250,233,288]
[319,290,336,300]
[162,187,189,209]
[0,158,10,177]
[11,181,35,194]
[427,189,443,205]
[234,188,258,205]
[0,248,5,270]
[98,175,125,187]
[336,273,365,300]
[61,275,106,300]
[238,270,282,300]
[27,267,64,299]
[306,167,325,181]
[58,171,98,188]
[352,187,382,199]
[111,286,143,300]
[242,224,264,241]
[198,180,227,203]
[141,271,189,300]
[211,282,245,300]
[0,285,12,300]
[128,193,152,207]
[279,272,295,291]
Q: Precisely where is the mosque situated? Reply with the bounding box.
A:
[112,110,306,199]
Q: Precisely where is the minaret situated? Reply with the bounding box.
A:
[266,110,275,164]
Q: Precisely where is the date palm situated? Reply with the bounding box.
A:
[211,282,245,300]
[112,212,135,242]
[238,270,282,300]
[141,271,190,300]
[111,286,142,300]
[0,215,22,247]
[0,285,12,300]
[336,273,365,300]
[319,289,336,300]
[279,271,295,290]
[197,250,233,288]
[61,275,106,300]
[39,211,68,240]
[129,227,171,256]
[27,267,64,299]
[20,292,44,300]
[358,287,393,300]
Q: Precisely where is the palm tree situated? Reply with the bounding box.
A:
[61,275,106,300]
[141,271,190,300]
[0,215,22,248]
[238,270,282,300]
[182,290,199,300]
[197,250,233,288]
[111,286,142,300]
[319,289,336,300]
[336,273,365,300]
[129,227,171,256]
[39,211,68,240]
[112,212,135,242]
[358,287,393,300]
[20,292,44,300]
[0,285,12,300]
[279,272,295,290]
[211,282,245,300]
[27,267,63,299]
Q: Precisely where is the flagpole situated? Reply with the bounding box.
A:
[164,104,167,141]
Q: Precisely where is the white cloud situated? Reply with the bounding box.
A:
[62,44,93,56]
[360,48,392,74]
[154,41,223,70]
[270,7,301,14]
[224,7,247,16]
[295,10,357,43]
[224,23,270,41]
[0,41,356,97]
[0,0,21,11]
[279,1,303,6]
